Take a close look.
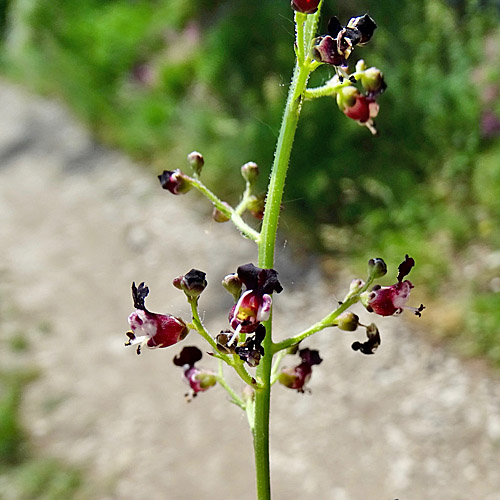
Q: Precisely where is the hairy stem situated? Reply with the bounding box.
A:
[251,5,324,500]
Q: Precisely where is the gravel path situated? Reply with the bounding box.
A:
[1,81,500,500]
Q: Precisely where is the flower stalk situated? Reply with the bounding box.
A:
[253,5,324,499]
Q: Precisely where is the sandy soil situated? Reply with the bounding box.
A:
[1,81,500,500]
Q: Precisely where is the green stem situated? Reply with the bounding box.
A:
[189,177,260,241]
[251,5,324,499]
[216,360,246,409]
[189,299,257,388]
[273,276,376,352]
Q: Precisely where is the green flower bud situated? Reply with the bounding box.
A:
[212,203,231,223]
[187,151,204,176]
[335,311,360,331]
[336,85,358,111]
[360,67,386,94]
[368,258,387,279]
[222,273,243,301]
[241,161,260,184]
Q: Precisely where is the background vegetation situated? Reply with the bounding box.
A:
[1,0,499,364]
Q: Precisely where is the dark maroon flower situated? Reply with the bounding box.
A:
[234,324,266,367]
[278,348,323,393]
[291,0,321,15]
[158,169,192,195]
[361,255,425,317]
[173,346,217,400]
[125,282,189,355]
[173,269,207,299]
[352,323,380,355]
[229,264,283,334]
[312,14,376,66]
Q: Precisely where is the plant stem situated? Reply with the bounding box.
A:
[189,299,257,388]
[251,6,324,499]
[189,177,260,241]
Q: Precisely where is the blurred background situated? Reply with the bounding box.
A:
[1,0,500,498]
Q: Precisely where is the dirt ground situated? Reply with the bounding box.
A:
[1,80,500,500]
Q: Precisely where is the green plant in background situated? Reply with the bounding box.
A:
[123,3,425,498]
[0,370,83,499]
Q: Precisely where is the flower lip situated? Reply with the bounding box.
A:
[132,281,150,311]
[173,346,203,367]
[346,14,377,44]
[236,263,283,295]
[397,254,415,282]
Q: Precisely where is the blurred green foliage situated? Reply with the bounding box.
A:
[0,0,499,364]
[0,371,83,499]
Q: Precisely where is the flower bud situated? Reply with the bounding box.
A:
[336,85,359,111]
[222,273,243,301]
[241,162,259,184]
[187,151,204,176]
[158,169,192,194]
[173,269,207,299]
[216,330,237,354]
[355,59,367,72]
[335,311,360,331]
[368,258,387,279]
[247,195,266,220]
[345,279,365,299]
[212,203,231,223]
[360,67,386,96]
[291,0,320,14]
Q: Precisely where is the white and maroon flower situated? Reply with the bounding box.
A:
[361,255,425,317]
[278,348,323,393]
[173,346,216,400]
[125,282,189,355]
[228,263,283,334]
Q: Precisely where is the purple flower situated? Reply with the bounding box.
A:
[173,346,216,400]
[229,264,283,334]
[361,255,425,317]
[125,282,189,355]
[278,348,323,393]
